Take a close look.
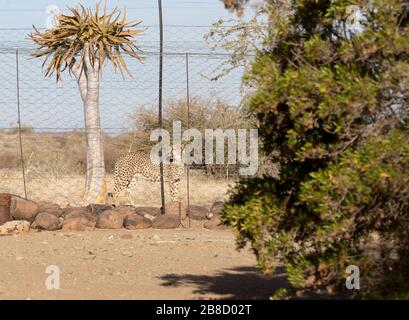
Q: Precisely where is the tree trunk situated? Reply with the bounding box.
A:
[73,57,107,205]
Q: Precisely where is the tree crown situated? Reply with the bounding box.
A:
[29,2,143,80]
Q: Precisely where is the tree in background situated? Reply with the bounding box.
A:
[222,0,409,298]
[29,2,142,204]
[132,97,260,178]
[221,0,250,16]
[205,4,267,81]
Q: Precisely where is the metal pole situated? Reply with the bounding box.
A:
[158,0,166,215]
[16,50,28,200]
[185,52,191,228]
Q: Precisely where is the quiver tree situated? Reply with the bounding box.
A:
[29,2,143,204]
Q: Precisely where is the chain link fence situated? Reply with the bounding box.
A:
[0,26,247,207]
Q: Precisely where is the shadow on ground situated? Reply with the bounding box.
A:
[159,266,290,300]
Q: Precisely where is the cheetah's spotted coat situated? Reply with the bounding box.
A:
[110,151,184,205]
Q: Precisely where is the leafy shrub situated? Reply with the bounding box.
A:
[223,0,409,298]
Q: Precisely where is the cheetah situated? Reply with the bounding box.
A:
[108,151,184,206]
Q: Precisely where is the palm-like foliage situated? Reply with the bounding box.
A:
[29,2,143,80]
[29,2,144,205]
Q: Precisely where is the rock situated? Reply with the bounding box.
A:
[135,206,161,217]
[62,216,95,231]
[124,214,152,230]
[204,216,229,230]
[0,220,30,235]
[96,210,124,229]
[62,206,89,216]
[208,201,225,219]
[0,194,11,226]
[38,203,63,218]
[145,214,157,222]
[63,207,97,223]
[38,202,60,212]
[152,214,181,229]
[115,206,138,219]
[10,197,39,222]
[30,220,39,229]
[164,201,187,220]
[187,205,209,221]
[35,212,63,231]
[88,204,113,216]
[54,196,70,208]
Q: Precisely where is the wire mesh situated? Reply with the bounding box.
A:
[0,26,246,207]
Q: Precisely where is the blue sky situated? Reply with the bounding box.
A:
[0,0,245,28]
[0,1,247,133]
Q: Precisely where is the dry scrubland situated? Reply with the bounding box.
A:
[0,131,233,207]
[1,170,232,207]
[0,131,275,301]
[0,228,288,300]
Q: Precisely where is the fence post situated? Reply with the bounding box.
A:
[185,52,191,228]
[158,0,166,214]
[16,49,28,200]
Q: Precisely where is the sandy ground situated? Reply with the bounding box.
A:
[0,224,289,300]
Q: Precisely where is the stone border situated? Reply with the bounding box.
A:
[0,195,228,235]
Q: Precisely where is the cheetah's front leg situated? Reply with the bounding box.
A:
[126,176,138,207]
[169,179,180,202]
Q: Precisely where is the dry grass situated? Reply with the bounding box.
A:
[0,169,234,208]
[0,131,140,175]
[0,122,237,207]
[113,173,233,207]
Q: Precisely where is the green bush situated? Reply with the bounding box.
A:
[223,0,409,298]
